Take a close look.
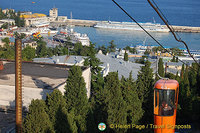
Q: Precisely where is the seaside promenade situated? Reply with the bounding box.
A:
[50,19,200,33]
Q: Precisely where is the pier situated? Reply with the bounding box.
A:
[50,19,200,33]
[171,25,200,33]
[50,19,98,27]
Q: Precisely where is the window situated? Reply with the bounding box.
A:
[154,89,175,116]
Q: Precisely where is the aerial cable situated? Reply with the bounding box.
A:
[147,0,200,66]
[111,0,198,71]
[151,0,181,40]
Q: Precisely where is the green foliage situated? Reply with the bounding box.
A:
[23,99,54,133]
[124,46,137,54]
[121,73,143,124]
[36,39,47,57]
[170,47,184,56]
[84,43,102,74]
[0,22,8,29]
[136,61,154,102]
[152,46,163,53]
[0,40,15,60]
[144,49,151,55]
[0,8,7,19]
[124,51,128,61]
[98,45,108,55]
[64,65,89,132]
[1,37,10,45]
[158,58,164,77]
[108,40,116,52]
[22,46,36,61]
[46,90,68,132]
[136,61,154,124]
[171,56,176,62]
[104,72,127,133]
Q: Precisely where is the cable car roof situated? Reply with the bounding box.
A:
[154,79,179,90]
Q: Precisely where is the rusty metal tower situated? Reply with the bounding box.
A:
[15,39,22,133]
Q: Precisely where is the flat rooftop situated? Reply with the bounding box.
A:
[0,61,73,89]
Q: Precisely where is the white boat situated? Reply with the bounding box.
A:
[94,21,169,32]
[54,28,90,46]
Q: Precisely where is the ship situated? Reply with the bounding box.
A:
[94,21,170,32]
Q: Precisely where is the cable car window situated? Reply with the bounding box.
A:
[154,89,159,115]
[155,89,158,107]
[158,89,175,116]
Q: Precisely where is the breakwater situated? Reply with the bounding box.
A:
[50,19,200,33]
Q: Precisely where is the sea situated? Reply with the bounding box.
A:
[0,0,200,50]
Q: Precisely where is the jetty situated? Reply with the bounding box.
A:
[50,19,200,33]
[50,19,98,27]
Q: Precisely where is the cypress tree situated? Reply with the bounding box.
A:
[23,99,54,133]
[180,64,185,80]
[121,73,143,125]
[136,61,154,124]
[64,65,88,132]
[158,58,164,77]
[124,51,128,61]
[46,89,72,133]
[104,72,127,133]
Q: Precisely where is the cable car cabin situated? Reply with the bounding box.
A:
[154,79,179,133]
[0,61,3,70]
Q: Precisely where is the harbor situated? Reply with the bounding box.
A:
[50,19,200,33]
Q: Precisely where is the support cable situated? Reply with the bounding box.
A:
[147,0,200,66]
[111,0,200,71]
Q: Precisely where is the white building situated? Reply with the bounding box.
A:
[49,8,58,18]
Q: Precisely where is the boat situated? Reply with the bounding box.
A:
[53,28,90,46]
[94,21,170,32]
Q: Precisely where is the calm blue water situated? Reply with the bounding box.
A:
[1,0,200,49]
[74,26,200,50]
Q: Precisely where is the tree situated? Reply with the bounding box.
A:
[64,65,89,132]
[84,43,102,74]
[22,46,36,61]
[98,45,108,55]
[136,61,154,124]
[46,89,71,133]
[158,58,164,77]
[121,73,143,126]
[124,51,128,61]
[171,56,176,62]
[0,22,8,29]
[2,37,10,45]
[104,72,127,133]
[23,99,54,133]
[108,40,116,52]
[36,39,47,57]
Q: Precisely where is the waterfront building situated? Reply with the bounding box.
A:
[20,11,32,15]
[20,13,48,27]
[0,19,15,26]
[57,16,67,22]
[49,8,58,18]
[2,8,15,14]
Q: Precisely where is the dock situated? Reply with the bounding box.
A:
[50,19,200,33]
[170,25,200,33]
[50,19,98,27]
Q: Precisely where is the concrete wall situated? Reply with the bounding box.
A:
[0,85,53,109]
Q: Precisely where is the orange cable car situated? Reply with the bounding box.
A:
[0,61,3,70]
[154,79,179,133]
